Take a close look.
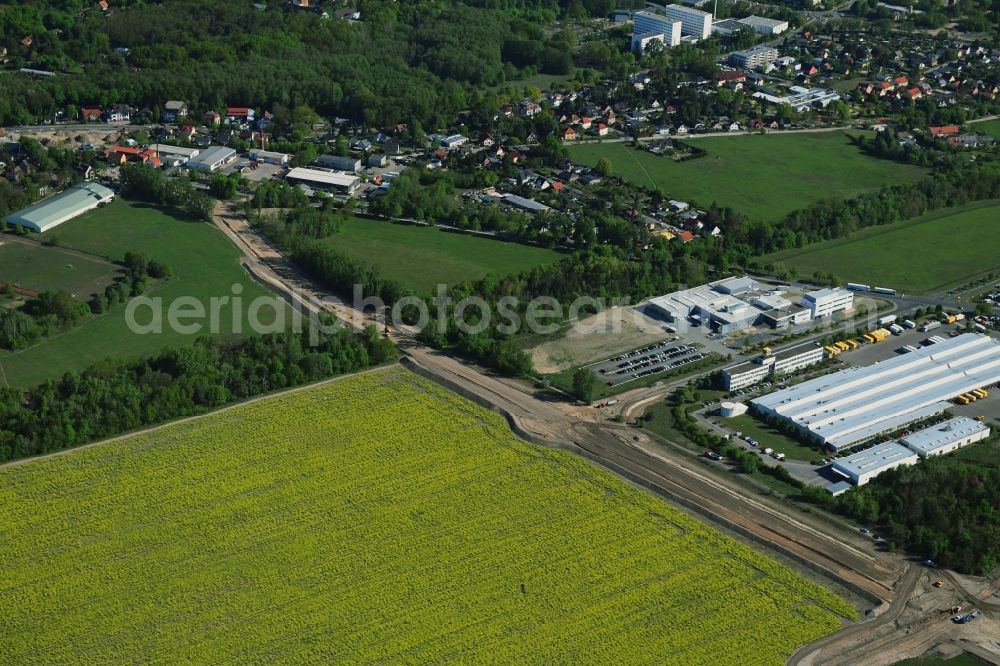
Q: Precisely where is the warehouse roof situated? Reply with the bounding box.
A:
[147,143,200,159]
[4,182,115,233]
[187,146,236,168]
[901,416,989,456]
[503,194,550,212]
[832,442,917,479]
[285,167,360,188]
[753,333,1000,449]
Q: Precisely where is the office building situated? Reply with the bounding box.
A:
[800,288,854,319]
[663,4,712,39]
[631,11,682,51]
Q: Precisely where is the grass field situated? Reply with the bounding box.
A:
[726,414,820,462]
[0,237,118,298]
[0,199,281,388]
[970,118,1000,139]
[321,216,562,294]
[0,367,854,663]
[568,131,926,221]
[762,201,1000,294]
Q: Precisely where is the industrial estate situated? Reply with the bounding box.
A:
[3,0,1000,664]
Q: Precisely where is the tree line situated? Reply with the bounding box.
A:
[0,325,396,464]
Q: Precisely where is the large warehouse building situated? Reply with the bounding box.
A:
[831,442,919,486]
[4,183,115,233]
[752,333,1000,451]
[285,167,360,195]
[900,416,989,458]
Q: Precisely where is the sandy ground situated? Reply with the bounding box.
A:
[7,127,121,149]
[528,306,668,373]
[793,568,1000,665]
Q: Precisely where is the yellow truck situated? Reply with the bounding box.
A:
[862,334,875,344]
[963,393,979,403]
[956,395,971,405]
[972,388,988,399]
[824,345,840,356]
[835,341,850,351]
[846,339,860,350]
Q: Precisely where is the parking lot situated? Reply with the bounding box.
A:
[587,341,707,388]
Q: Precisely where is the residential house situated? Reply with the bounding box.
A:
[80,107,103,122]
[162,100,187,122]
[563,127,577,141]
[203,111,221,126]
[105,104,131,123]
[226,106,255,125]
[596,123,609,136]
[929,125,961,137]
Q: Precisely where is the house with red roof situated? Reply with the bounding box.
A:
[929,125,960,137]
[80,107,103,122]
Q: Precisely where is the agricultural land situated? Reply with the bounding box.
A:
[320,216,563,295]
[568,131,926,221]
[0,366,855,664]
[761,200,1000,293]
[0,199,283,389]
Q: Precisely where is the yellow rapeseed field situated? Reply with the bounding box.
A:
[0,366,855,664]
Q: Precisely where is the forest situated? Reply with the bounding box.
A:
[0,324,396,463]
[0,0,631,128]
[835,446,1000,575]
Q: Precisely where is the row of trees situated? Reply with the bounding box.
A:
[120,163,213,221]
[0,325,396,464]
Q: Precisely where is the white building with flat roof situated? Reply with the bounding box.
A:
[663,4,712,39]
[285,167,360,194]
[248,149,290,165]
[753,334,1000,451]
[901,417,990,458]
[737,15,789,35]
[147,144,201,162]
[631,11,682,50]
[831,442,919,485]
[722,342,825,390]
[646,276,766,334]
[730,46,779,70]
[800,287,853,319]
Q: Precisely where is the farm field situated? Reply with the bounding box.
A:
[320,216,562,294]
[568,131,926,221]
[0,199,283,388]
[0,366,855,664]
[0,237,119,299]
[762,201,1000,294]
